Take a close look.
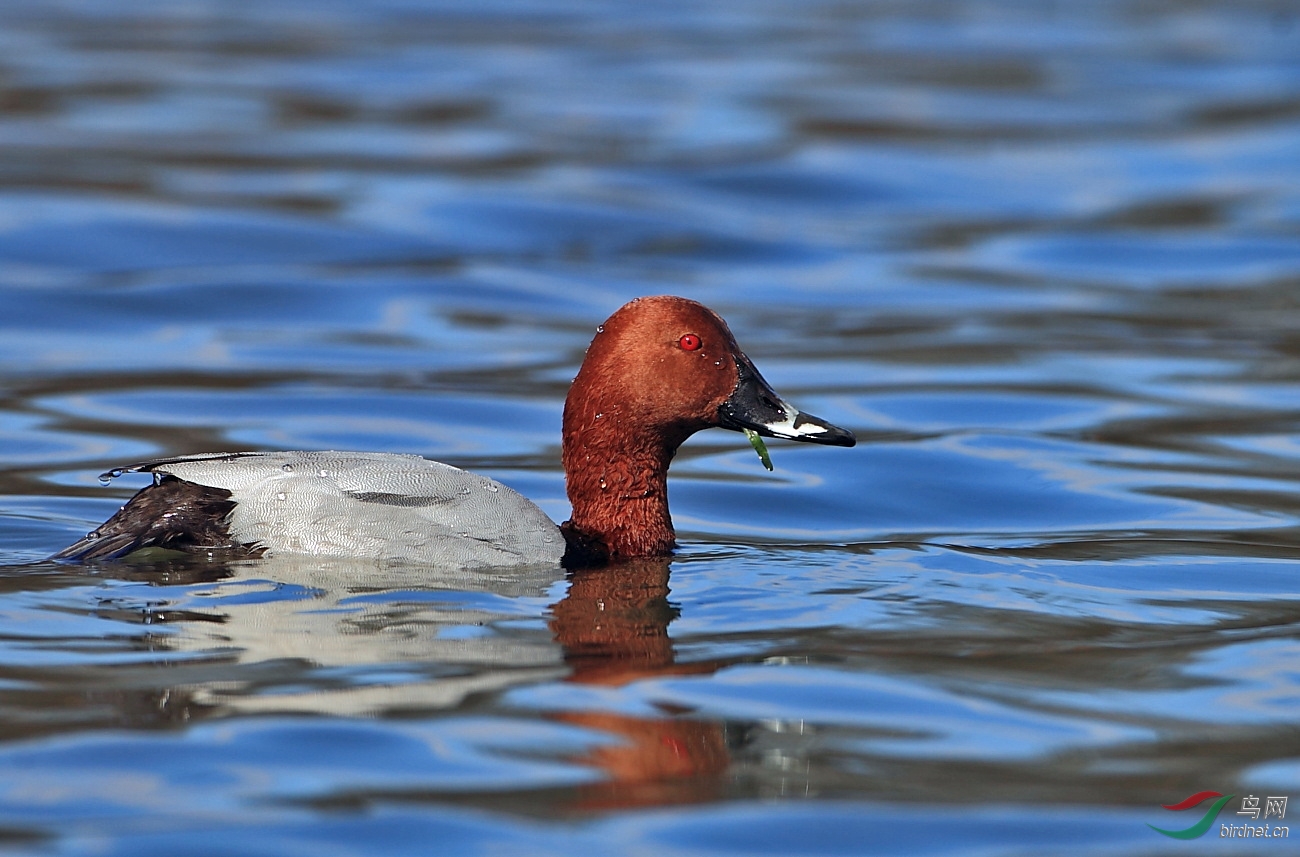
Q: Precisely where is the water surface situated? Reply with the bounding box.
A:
[2,1,1300,854]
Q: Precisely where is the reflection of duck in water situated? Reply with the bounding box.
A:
[554,558,710,685]
[55,296,853,567]
[90,553,736,810]
[550,557,734,809]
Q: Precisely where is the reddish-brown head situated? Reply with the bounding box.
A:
[565,296,742,452]
[560,295,854,565]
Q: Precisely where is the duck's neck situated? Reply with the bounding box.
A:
[561,410,686,564]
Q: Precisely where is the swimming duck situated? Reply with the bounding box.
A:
[53,296,855,567]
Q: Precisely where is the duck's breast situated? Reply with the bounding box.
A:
[148,451,564,567]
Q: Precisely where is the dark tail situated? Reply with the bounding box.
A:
[50,529,141,561]
[51,477,240,562]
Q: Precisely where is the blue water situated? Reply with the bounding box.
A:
[2,1,1300,854]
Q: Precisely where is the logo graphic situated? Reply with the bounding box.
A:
[1149,791,1235,839]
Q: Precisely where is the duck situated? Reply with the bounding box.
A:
[53,296,855,568]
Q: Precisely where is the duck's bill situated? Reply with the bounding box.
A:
[718,354,856,447]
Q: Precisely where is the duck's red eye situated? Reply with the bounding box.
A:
[678,333,702,351]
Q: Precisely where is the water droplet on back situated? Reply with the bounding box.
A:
[276,492,287,501]
[596,324,605,334]
[318,469,330,478]
[281,463,294,473]
[485,483,498,493]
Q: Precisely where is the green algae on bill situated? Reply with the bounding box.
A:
[744,428,774,471]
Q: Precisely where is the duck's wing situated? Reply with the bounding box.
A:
[55,451,565,567]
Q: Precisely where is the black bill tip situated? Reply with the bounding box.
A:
[719,355,856,447]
